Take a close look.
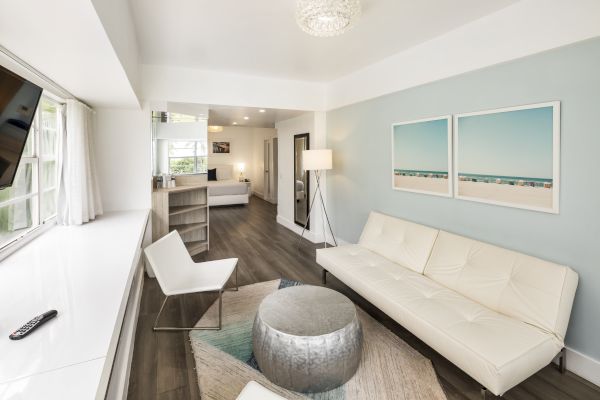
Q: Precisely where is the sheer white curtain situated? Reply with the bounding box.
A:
[57,99,103,225]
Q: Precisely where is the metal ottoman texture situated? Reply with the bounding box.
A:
[252,285,363,393]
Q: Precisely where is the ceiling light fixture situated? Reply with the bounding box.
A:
[296,0,361,37]
[233,122,238,125]
[259,109,266,113]
[208,125,223,133]
[244,116,249,120]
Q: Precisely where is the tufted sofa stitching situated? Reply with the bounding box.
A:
[495,254,520,311]
[373,278,559,372]
[320,246,561,375]
[426,232,570,338]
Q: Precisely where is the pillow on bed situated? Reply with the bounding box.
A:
[207,168,217,181]
[216,166,233,181]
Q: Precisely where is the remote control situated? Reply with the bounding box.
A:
[9,310,58,340]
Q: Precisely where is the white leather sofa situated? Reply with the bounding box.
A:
[316,211,578,397]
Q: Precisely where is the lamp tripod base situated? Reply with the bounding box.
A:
[297,170,337,249]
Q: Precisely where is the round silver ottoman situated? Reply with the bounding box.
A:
[252,285,363,393]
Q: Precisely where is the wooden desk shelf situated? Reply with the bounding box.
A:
[152,184,209,256]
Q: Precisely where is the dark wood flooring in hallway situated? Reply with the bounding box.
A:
[127,196,600,400]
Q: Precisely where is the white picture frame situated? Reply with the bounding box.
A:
[454,101,560,214]
[391,115,453,197]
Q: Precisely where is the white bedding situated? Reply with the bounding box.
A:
[208,179,248,196]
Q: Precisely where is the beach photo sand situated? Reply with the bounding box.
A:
[394,175,449,195]
[455,102,559,212]
[458,181,553,209]
[392,116,452,197]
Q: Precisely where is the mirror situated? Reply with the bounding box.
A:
[151,111,208,177]
[294,133,310,229]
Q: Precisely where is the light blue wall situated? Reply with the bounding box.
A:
[326,38,600,360]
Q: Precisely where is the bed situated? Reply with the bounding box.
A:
[208,165,250,206]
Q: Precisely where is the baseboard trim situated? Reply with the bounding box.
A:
[553,347,600,387]
[277,224,600,387]
[321,237,600,387]
[276,216,354,246]
[334,236,352,246]
[276,215,324,243]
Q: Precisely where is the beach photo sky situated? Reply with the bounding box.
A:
[457,106,554,179]
[393,118,449,172]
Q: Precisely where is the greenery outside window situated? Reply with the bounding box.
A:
[0,96,60,250]
[168,141,208,175]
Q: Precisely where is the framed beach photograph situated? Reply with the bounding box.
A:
[391,116,452,197]
[454,101,560,213]
[211,141,230,154]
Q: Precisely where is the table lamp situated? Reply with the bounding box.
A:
[238,163,245,181]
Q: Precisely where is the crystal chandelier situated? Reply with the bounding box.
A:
[296,0,361,37]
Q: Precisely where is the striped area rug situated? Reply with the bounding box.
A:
[190,279,447,400]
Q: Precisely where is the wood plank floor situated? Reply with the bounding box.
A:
[128,196,600,400]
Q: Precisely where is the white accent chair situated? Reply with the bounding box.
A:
[317,211,578,398]
[144,230,238,331]
[236,381,287,400]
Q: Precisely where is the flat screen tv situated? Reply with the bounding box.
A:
[0,64,43,189]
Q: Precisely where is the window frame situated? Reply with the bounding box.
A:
[167,140,208,175]
[0,95,61,256]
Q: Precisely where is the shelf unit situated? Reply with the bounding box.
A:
[152,184,209,256]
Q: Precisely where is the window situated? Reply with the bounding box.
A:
[0,96,60,249]
[168,141,208,174]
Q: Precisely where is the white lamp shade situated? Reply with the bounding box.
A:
[302,149,332,171]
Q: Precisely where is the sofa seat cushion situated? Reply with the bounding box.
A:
[317,245,563,395]
[317,244,415,285]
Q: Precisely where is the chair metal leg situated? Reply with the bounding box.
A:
[225,264,239,292]
[322,269,328,285]
[153,291,223,331]
[558,347,567,373]
[218,289,223,329]
[481,387,505,399]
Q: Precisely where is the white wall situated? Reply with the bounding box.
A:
[208,126,254,181]
[90,0,141,100]
[142,65,327,112]
[94,108,151,212]
[326,0,600,110]
[208,126,277,196]
[155,120,207,140]
[0,1,139,108]
[275,112,327,243]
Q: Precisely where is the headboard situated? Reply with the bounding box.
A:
[210,164,234,180]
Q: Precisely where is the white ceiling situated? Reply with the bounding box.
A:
[0,0,140,108]
[129,0,516,82]
[207,105,305,128]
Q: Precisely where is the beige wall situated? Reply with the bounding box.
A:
[208,126,277,197]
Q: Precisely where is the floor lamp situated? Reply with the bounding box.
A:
[299,149,337,248]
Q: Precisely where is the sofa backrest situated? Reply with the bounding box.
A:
[424,231,578,341]
[358,211,438,274]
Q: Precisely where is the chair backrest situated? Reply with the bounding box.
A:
[144,231,195,296]
[358,211,439,274]
[424,230,578,341]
